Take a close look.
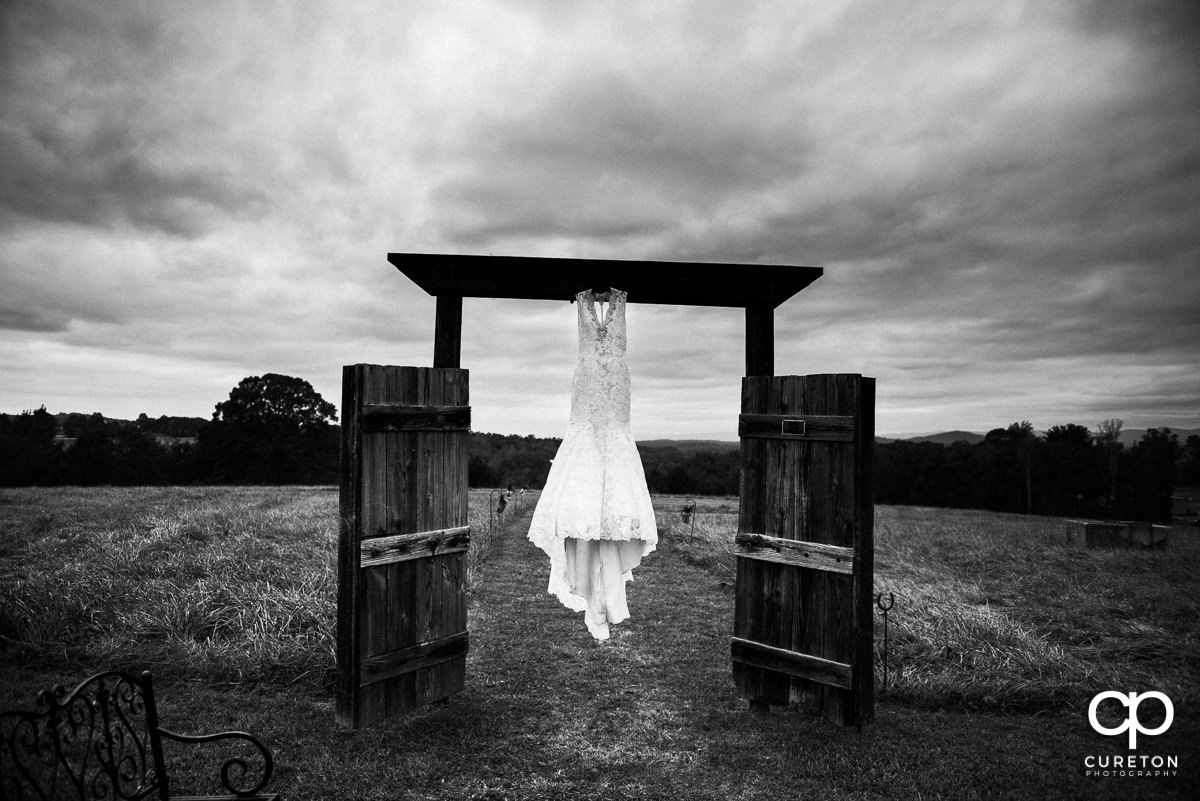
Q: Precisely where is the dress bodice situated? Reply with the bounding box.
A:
[570,288,630,429]
[575,288,628,358]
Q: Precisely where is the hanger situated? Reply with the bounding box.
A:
[570,286,612,303]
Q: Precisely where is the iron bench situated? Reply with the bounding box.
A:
[1,670,279,801]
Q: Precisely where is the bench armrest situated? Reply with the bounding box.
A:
[157,728,275,797]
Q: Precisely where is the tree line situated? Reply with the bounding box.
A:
[875,421,1196,524]
[2,375,1194,523]
[468,433,740,497]
[0,375,340,487]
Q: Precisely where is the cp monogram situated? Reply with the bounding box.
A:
[1088,691,1174,749]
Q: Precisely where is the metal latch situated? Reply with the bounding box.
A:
[781,418,807,437]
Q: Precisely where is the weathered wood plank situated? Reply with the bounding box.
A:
[363,368,389,536]
[731,637,853,689]
[738,413,855,442]
[360,632,469,686]
[335,365,365,727]
[390,252,822,309]
[733,376,790,706]
[361,404,471,432]
[359,526,470,567]
[734,533,856,574]
[854,377,876,725]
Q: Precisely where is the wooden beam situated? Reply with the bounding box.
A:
[360,632,469,687]
[745,304,773,377]
[730,637,853,689]
[359,526,471,568]
[361,404,471,433]
[390,253,823,308]
[734,533,856,574]
[738,414,856,442]
[433,294,462,368]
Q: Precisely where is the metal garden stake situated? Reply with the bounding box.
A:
[875,591,895,694]
[681,498,697,544]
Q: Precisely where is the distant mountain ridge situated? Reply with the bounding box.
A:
[897,430,985,446]
[881,427,1200,446]
[637,439,739,454]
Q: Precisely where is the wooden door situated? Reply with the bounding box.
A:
[732,374,874,727]
[336,365,470,728]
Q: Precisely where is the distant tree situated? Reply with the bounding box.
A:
[62,414,115,484]
[1180,435,1200,487]
[0,407,62,486]
[980,425,1030,513]
[1041,424,1101,516]
[140,415,208,438]
[1121,428,1179,523]
[1094,418,1123,509]
[62,418,178,486]
[214,374,336,431]
[61,412,107,438]
[468,454,502,487]
[1009,421,1037,514]
[195,374,339,484]
[467,433,559,488]
[640,446,740,496]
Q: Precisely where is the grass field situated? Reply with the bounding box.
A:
[652,495,1200,714]
[2,487,1197,799]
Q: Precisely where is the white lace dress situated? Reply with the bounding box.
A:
[527,288,658,640]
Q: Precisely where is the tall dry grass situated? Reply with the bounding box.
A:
[3,488,1195,715]
[0,486,508,690]
[875,506,1199,711]
[656,498,1200,712]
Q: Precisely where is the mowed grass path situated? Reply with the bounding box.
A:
[1,489,1196,799]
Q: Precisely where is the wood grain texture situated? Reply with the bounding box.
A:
[360,632,470,686]
[733,374,874,727]
[737,413,855,442]
[730,637,853,689]
[734,533,856,574]
[336,365,469,728]
[359,526,471,568]
[335,365,364,727]
[361,404,471,433]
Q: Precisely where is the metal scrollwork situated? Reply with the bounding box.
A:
[158,729,275,797]
[1,670,275,801]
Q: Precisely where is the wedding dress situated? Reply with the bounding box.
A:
[527,288,658,640]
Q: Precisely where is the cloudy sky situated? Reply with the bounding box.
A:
[2,1,1198,440]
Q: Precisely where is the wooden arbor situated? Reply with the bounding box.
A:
[336,253,874,728]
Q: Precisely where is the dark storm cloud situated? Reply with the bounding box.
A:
[0,126,269,237]
[0,0,271,237]
[433,68,810,246]
[0,0,1196,434]
[0,305,69,334]
[1072,0,1200,56]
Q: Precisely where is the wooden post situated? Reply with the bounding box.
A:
[434,295,463,368]
[745,304,773,377]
